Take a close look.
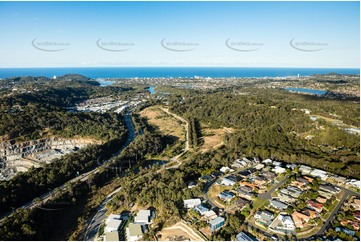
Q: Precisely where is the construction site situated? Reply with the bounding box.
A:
[0,137,96,181]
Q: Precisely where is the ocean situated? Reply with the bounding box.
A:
[0,67,359,79]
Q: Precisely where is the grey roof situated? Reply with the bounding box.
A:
[194,204,209,213]
[256,210,274,222]
[270,200,288,209]
[209,216,225,226]
[296,177,309,184]
[319,185,339,193]
[236,232,258,241]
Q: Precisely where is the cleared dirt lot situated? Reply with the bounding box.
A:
[139,106,185,141]
[157,221,205,241]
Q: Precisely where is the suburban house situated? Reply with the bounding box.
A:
[318,190,333,199]
[237,189,253,199]
[235,231,258,241]
[221,175,240,186]
[105,214,122,233]
[104,231,119,241]
[319,184,340,194]
[346,179,361,189]
[340,219,360,231]
[329,175,347,185]
[199,175,213,182]
[255,210,274,226]
[280,186,302,198]
[187,181,197,188]
[134,210,153,224]
[211,171,222,178]
[238,170,251,178]
[310,169,328,180]
[254,157,261,163]
[262,171,276,180]
[299,165,312,175]
[276,214,296,230]
[335,227,356,236]
[262,158,272,164]
[126,223,143,241]
[203,210,218,221]
[272,161,283,167]
[278,193,296,204]
[220,166,232,173]
[302,209,317,219]
[350,197,360,210]
[234,198,251,209]
[237,185,253,193]
[231,161,243,169]
[253,177,267,187]
[307,200,323,213]
[194,204,209,215]
[184,198,202,209]
[240,181,255,189]
[255,164,265,170]
[316,196,328,204]
[269,199,288,210]
[218,190,236,203]
[209,216,225,231]
[286,164,297,170]
[291,177,310,188]
[291,211,311,228]
[272,166,286,174]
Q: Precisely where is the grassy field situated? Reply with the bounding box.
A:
[199,123,235,153]
[139,106,185,141]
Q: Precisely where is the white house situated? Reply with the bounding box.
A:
[310,169,328,180]
[105,219,122,233]
[126,223,143,241]
[203,210,218,221]
[184,198,201,209]
[221,177,236,186]
[277,215,295,230]
[220,166,231,173]
[134,210,153,224]
[272,161,282,167]
[255,164,265,170]
[272,166,286,174]
[106,214,121,223]
[286,164,297,170]
[262,159,272,164]
[299,165,312,174]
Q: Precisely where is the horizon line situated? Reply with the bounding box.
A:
[0,66,360,69]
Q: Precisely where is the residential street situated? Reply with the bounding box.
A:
[258,173,293,200]
[315,187,359,236]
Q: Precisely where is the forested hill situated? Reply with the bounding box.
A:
[0,75,135,141]
[169,90,360,178]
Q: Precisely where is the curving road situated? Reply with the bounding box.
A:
[83,187,121,241]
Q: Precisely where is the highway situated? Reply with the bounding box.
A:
[84,108,190,240]
[0,112,137,224]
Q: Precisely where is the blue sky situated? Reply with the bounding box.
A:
[0,1,359,68]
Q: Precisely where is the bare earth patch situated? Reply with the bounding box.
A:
[157,221,204,241]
